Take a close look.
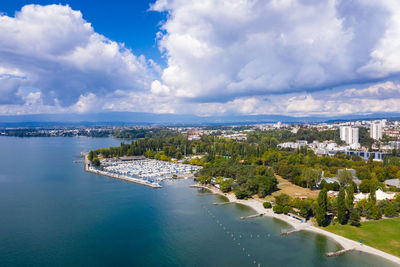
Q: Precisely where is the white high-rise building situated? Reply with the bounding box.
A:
[370,122,382,140]
[340,126,359,144]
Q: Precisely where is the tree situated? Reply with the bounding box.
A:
[368,204,381,220]
[337,188,347,224]
[345,184,355,211]
[92,158,100,167]
[197,175,212,184]
[219,178,234,193]
[316,189,328,226]
[282,206,292,214]
[384,201,396,217]
[144,150,155,158]
[263,202,272,209]
[275,193,291,207]
[369,184,377,203]
[88,151,94,162]
[338,170,353,186]
[299,201,312,219]
[349,208,360,226]
[273,204,283,214]
[301,168,322,189]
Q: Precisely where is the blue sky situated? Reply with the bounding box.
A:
[1,0,400,117]
[1,0,165,63]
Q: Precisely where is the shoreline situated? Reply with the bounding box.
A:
[193,184,400,266]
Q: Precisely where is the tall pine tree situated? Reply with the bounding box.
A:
[316,188,328,226]
[345,184,354,211]
[337,187,347,225]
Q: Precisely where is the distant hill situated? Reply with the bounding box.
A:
[0,112,399,127]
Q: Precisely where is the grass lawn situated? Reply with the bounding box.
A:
[263,175,320,202]
[324,217,400,257]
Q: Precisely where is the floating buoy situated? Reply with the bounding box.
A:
[248,254,251,257]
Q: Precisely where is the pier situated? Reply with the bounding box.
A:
[213,202,235,205]
[280,229,302,236]
[325,248,354,257]
[240,214,264,220]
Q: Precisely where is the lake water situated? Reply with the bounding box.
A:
[0,137,396,266]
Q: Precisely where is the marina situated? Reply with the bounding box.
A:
[85,157,201,188]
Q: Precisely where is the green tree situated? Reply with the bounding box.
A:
[316,188,328,226]
[144,150,155,158]
[273,204,283,214]
[369,184,377,203]
[263,202,272,209]
[345,184,355,210]
[197,175,212,184]
[275,193,291,207]
[337,187,347,224]
[384,201,396,217]
[219,178,234,193]
[301,168,322,189]
[299,201,312,219]
[338,170,353,186]
[349,208,361,226]
[282,206,292,214]
[88,151,94,162]
[92,158,100,167]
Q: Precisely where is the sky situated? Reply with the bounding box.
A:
[1,0,400,117]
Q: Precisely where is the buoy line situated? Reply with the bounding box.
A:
[202,203,262,266]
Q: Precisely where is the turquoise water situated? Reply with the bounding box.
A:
[0,137,396,266]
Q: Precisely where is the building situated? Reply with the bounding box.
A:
[278,140,308,149]
[388,141,400,150]
[340,126,359,144]
[343,151,390,161]
[385,179,400,189]
[370,121,383,140]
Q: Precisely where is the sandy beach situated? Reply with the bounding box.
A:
[194,184,400,266]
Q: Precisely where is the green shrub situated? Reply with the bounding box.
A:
[263,202,272,209]
[282,206,292,214]
[273,204,283,214]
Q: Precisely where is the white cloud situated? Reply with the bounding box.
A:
[3,2,400,118]
[152,0,400,104]
[0,4,156,107]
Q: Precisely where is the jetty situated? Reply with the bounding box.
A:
[190,185,206,188]
[280,229,302,236]
[196,193,215,196]
[213,202,235,205]
[325,248,354,257]
[240,214,263,220]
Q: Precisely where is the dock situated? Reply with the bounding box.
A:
[325,248,354,257]
[280,229,302,236]
[190,185,206,189]
[240,214,263,220]
[213,202,235,205]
